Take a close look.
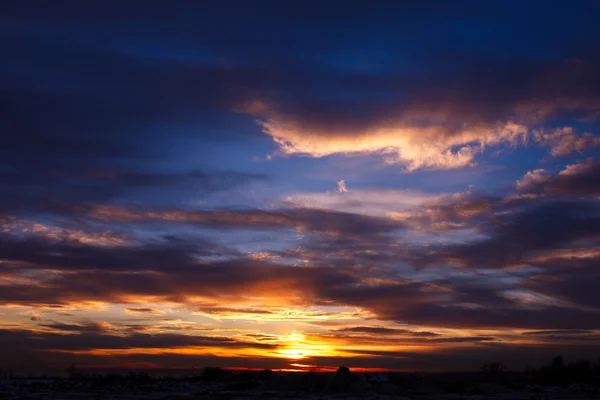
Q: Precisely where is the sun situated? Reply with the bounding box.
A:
[279,348,307,360]
[276,332,339,360]
[277,332,314,360]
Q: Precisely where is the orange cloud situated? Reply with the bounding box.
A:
[533,127,600,156]
[516,169,551,191]
[241,90,599,171]
[256,110,528,170]
[124,308,166,315]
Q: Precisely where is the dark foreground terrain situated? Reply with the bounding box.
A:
[2,365,600,400]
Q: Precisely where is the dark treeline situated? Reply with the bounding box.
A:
[4,356,600,393]
[61,355,600,389]
[479,356,600,386]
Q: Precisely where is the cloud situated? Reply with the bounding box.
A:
[40,321,116,334]
[238,50,600,171]
[307,260,600,329]
[521,329,594,336]
[533,127,600,156]
[372,301,600,330]
[334,326,439,336]
[0,231,216,273]
[428,200,600,268]
[29,313,42,322]
[0,326,277,360]
[337,180,348,193]
[0,231,360,307]
[87,205,405,236]
[523,263,600,310]
[3,187,599,333]
[0,167,267,215]
[253,106,529,170]
[0,217,130,247]
[516,169,551,191]
[124,308,166,315]
[517,158,600,196]
[389,190,498,232]
[251,103,598,171]
[6,214,599,331]
[283,188,432,217]
[427,336,495,343]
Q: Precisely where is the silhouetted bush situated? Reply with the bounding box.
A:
[480,362,505,382]
[258,368,273,381]
[202,367,228,381]
[329,366,352,392]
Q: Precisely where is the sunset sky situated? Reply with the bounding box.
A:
[2,1,600,373]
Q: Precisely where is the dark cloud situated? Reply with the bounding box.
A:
[519,330,600,343]
[518,158,600,197]
[0,326,277,367]
[0,168,266,195]
[0,331,282,371]
[384,303,600,330]
[0,166,267,215]
[427,336,495,343]
[403,192,497,229]
[521,330,595,336]
[0,232,217,272]
[234,50,600,171]
[85,206,405,236]
[1,198,598,330]
[523,263,600,310]
[0,27,269,215]
[431,200,600,268]
[193,305,274,316]
[40,321,114,334]
[335,326,429,335]
[316,275,600,329]
[124,308,164,315]
[0,232,358,306]
[2,2,599,189]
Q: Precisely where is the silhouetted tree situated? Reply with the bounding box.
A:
[552,355,565,370]
[336,366,350,377]
[66,364,77,379]
[330,366,352,392]
[480,362,505,382]
[202,367,227,381]
[258,369,273,382]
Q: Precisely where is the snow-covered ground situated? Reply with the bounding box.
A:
[1,378,600,400]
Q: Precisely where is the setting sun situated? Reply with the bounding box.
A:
[279,349,307,360]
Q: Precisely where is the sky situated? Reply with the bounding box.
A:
[1,0,600,373]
